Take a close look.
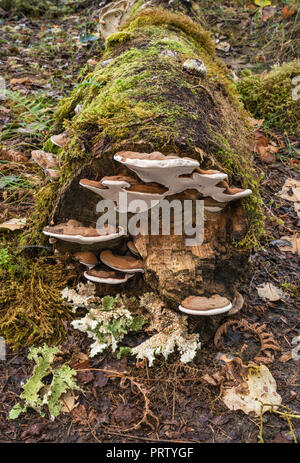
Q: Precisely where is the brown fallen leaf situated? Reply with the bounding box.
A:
[278,234,300,255]
[278,178,300,203]
[279,352,292,363]
[0,148,28,163]
[10,77,34,85]
[0,217,26,231]
[282,5,297,19]
[71,404,88,425]
[257,283,283,302]
[61,391,78,413]
[253,130,277,163]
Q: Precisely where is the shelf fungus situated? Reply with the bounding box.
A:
[80,176,167,212]
[127,241,140,257]
[179,295,232,316]
[98,0,131,40]
[100,249,144,274]
[183,58,207,78]
[113,151,252,200]
[43,220,125,244]
[50,132,70,148]
[73,251,99,269]
[84,265,134,284]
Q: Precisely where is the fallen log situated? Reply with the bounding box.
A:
[32,0,264,339]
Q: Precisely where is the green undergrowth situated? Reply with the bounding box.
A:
[0,243,76,347]
[238,60,300,136]
[0,0,75,17]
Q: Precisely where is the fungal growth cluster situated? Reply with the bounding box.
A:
[98,0,133,39]
[43,148,252,317]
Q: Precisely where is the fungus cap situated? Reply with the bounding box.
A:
[100,249,144,273]
[43,221,125,244]
[179,295,232,316]
[50,132,70,148]
[73,251,99,269]
[84,265,134,284]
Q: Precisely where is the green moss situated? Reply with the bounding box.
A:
[25,182,59,245]
[214,140,265,248]
[123,8,215,56]
[106,31,133,50]
[0,245,76,348]
[238,60,300,136]
[42,138,62,155]
[0,0,74,17]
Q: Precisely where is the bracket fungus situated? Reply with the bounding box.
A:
[50,132,70,148]
[127,241,140,257]
[43,220,126,244]
[98,0,131,39]
[73,251,99,269]
[44,148,253,318]
[179,295,232,316]
[113,151,252,200]
[100,249,144,274]
[80,176,167,212]
[84,265,134,284]
[183,58,207,78]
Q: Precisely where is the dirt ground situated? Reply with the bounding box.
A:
[0,0,299,444]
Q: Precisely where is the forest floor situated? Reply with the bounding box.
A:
[0,0,299,443]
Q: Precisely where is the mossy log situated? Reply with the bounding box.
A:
[34,0,264,338]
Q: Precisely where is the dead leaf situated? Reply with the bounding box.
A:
[278,234,300,255]
[0,217,26,231]
[279,352,292,363]
[0,148,28,163]
[282,5,297,19]
[278,178,300,203]
[10,77,34,86]
[253,130,277,162]
[222,364,281,416]
[71,404,88,425]
[61,391,78,413]
[257,283,283,301]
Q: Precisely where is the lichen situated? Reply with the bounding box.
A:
[237,60,300,136]
[9,344,80,420]
[69,293,145,357]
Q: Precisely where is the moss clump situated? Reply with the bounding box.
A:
[213,141,265,247]
[106,31,134,50]
[25,182,59,245]
[0,246,76,348]
[123,8,214,56]
[237,60,300,136]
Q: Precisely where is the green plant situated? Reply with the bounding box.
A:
[1,90,54,142]
[0,247,16,273]
[9,344,81,420]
